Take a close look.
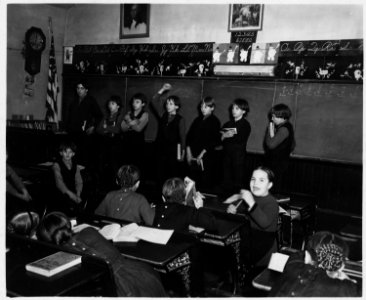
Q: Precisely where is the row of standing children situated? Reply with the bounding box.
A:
[64,80,295,204]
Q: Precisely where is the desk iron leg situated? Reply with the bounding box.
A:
[166,252,191,296]
[228,231,248,294]
[176,265,191,296]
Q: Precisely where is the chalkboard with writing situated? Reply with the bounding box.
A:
[278,82,363,163]
[62,75,362,164]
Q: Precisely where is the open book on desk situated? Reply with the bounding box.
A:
[98,223,174,245]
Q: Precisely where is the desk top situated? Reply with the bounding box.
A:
[252,247,363,292]
[6,234,112,297]
[77,213,197,268]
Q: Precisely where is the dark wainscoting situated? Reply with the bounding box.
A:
[7,128,361,216]
[243,153,362,215]
[142,142,362,216]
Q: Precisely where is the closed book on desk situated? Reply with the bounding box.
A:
[25,251,82,277]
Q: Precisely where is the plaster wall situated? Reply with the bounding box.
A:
[64,4,363,45]
[7,4,67,120]
[7,3,363,120]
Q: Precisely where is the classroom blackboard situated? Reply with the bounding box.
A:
[276,82,363,163]
[62,75,362,164]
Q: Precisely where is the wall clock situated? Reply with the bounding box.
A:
[24,27,46,75]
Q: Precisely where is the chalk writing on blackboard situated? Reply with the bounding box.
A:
[277,82,362,98]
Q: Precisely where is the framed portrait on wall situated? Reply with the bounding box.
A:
[120,4,150,39]
[228,4,263,31]
[63,46,73,64]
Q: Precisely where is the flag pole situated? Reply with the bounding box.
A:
[46,16,59,130]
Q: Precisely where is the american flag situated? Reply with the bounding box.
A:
[46,19,59,124]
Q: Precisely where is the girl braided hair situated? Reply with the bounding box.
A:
[306,231,349,272]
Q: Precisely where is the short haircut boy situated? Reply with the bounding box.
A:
[106,95,122,111]
[202,96,215,108]
[107,95,122,106]
[58,141,77,153]
[271,103,292,120]
[131,93,147,105]
[166,95,181,110]
[233,98,250,116]
[162,177,185,204]
[116,165,140,189]
[76,80,89,90]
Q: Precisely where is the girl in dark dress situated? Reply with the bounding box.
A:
[150,83,186,186]
[186,96,221,190]
[37,211,167,297]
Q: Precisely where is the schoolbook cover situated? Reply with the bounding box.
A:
[25,251,82,277]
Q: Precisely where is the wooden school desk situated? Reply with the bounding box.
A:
[77,213,197,295]
[200,194,250,293]
[6,233,115,297]
[252,247,363,292]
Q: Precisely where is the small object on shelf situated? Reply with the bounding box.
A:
[25,251,82,277]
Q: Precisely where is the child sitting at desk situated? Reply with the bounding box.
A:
[153,177,217,231]
[225,166,279,272]
[37,211,167,297]
[95,165,154,225]
[51,141,84,217]
[269,231,360,297]
[153,177,217,296]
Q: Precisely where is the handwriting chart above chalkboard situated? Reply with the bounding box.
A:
[62,75,362,164]
[277,39,363,80]
[70,43,214,77]
[65,40,363,81]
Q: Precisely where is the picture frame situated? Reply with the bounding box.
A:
[228,4,263,31]
[63,46,73,64]
[120,4,150,39]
